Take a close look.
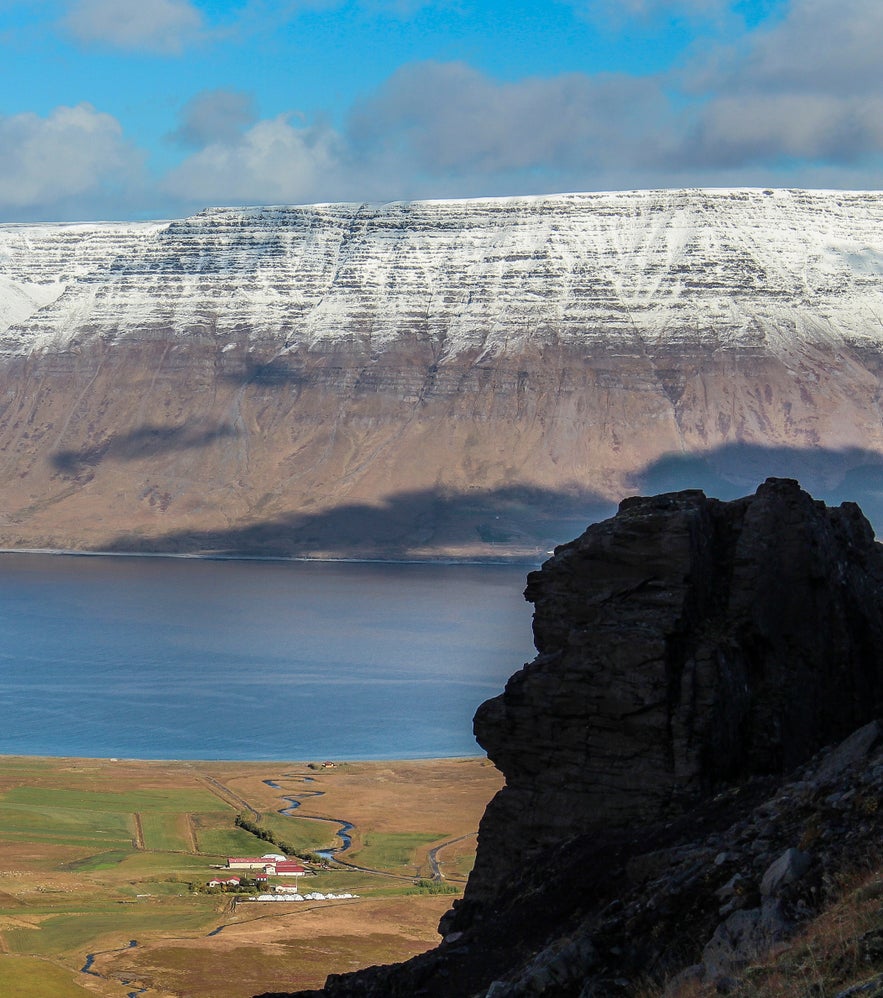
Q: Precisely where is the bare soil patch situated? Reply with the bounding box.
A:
[99,896,454,997]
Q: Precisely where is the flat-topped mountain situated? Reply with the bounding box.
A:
[0,190,882,557]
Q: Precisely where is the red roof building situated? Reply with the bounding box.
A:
[273,862,306,876]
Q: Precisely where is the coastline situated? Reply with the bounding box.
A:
[0,750,487,764]
[0,545,543,568]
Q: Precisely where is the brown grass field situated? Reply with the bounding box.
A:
[0,756,503,997]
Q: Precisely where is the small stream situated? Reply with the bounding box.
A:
[82,939,147,997]
[81,939,138,976]
[262,776,353,855]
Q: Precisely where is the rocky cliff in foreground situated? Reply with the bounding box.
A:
[268,479,883,997]
[1,190,883,557]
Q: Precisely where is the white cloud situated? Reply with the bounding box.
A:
[164,115,347,205]
[678,0,883,169]
[62,0,204,54]
[0,104,143,219]
[169,90,259,148]
[726,0,883,96]
[680,94,883,166]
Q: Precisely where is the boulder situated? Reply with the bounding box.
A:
[760,848,811,897]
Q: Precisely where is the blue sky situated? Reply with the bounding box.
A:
[0,0,881,221]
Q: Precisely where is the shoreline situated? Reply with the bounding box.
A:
[0,751,488,765]
[0,545,543,568]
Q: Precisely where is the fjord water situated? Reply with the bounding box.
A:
[0,553,536,760]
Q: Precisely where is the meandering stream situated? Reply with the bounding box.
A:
[81,939,147,997]
[264,776,354,854]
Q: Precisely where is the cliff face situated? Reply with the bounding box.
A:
[1,191,883,556]
[460,478,883,922]
[270,481,883,997]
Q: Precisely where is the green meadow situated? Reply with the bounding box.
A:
[350,832,446,876]
[0,956,96,997]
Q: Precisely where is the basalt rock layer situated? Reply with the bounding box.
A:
[270,480,883,997]
[1,190,883,556]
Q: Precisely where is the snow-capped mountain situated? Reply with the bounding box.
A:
[0,189,880,557]
[2,189,882,356]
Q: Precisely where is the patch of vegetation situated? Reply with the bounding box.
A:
[405,879,461,895]
[65,849,134,872]
[349,832,444,873]
[234,812,330,860]
[4,904,218,957]
[1,786,222,813]
[0,801,132,843]
[106,850,210,878]
[0,955,94,996]
[139,811,191,852]
[257,810,338,853]
[194,817,268,857]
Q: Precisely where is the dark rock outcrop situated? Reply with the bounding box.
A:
[267,480,883,998]
[457,478,883,922]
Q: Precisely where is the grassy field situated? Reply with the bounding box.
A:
[0,956,98,997]
[139,812,193,852]
[0,756,503,997]
[350,832,446,877]
[250,809,339,855]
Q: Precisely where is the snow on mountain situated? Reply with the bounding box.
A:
[1,189,881,357]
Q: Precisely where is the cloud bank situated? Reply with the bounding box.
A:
[0,105,143,218]
[3,0,882,220]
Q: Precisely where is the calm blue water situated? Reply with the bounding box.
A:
[0,554,536,760]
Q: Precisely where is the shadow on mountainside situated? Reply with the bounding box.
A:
[93,442,883,559]
[51,423,239,476]
[97,485,613,561]
[220,356,311,388]
[636,443,883,533]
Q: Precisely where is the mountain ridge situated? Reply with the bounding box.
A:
[3,188,883,356]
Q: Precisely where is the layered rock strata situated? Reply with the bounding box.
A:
[1,191,883,556]
[270,480,883,997]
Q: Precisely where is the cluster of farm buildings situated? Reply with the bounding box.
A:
[207,853,307,888]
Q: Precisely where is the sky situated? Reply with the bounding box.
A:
[0,0,881,222]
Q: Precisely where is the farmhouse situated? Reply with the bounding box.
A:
[207,875,241,887]
[273,861,306,877]
[227,857,276,870]
[226,855,307,876]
